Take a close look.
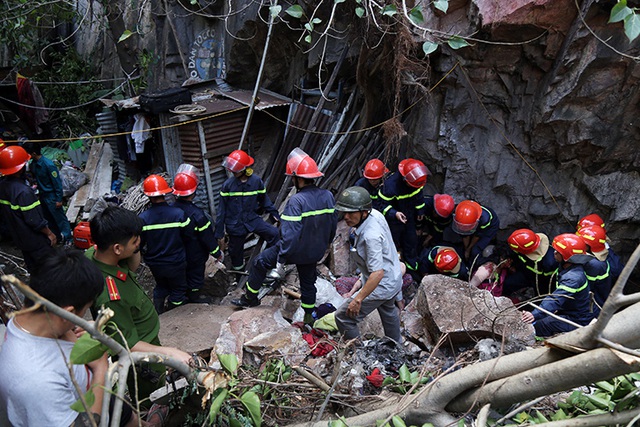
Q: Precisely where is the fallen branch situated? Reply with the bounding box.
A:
[292,365,330,392]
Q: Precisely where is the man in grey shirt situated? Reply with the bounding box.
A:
[334,186,403,343]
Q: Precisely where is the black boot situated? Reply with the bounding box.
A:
[231,294,260,308]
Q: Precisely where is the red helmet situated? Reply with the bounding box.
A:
[286,147,323,178]
[433,194,455,218]
[552,233,587,262]
[452,200,482,235]
[507,229,541,255]
[0,145,31,176]
[577,213,605,232]
[143,174,172,197]
[363,159,389,180]
[172,172,198,196]
[434,248,460,273]
[577,225,607,252]
[398,158,429,188]
[222,149,254,173]
[176,163,200,182]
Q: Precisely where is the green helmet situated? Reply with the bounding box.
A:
[335,186,372,212]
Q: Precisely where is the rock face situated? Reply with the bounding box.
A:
[415,275,535,345]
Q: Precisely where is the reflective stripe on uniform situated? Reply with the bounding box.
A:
[281,208,335,222]
[585,261,610,282]
[0,198,41,211]
[557,281,589,294]
[220,189,266,197]
[142,217,191,231]
[301,302,315,309]
[479,206,493,229]
[195,220,211,232]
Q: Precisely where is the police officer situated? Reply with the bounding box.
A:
[0,145,56,273]
[215,149,280,273]
[233,148,337,325]
[172,164,222,303]
[139,174,195,313]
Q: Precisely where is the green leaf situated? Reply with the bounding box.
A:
[240,391,261,427]
[382,5,397,16]
[609,1,632,23]
[118,30,133,43]
[304,23,314,32]
[409,6,424,24]
[229,419,243,427]
[208,388,229,424]
[285,5,304,18]
[586,393,612,410]
[217,354,239,374]
[311,18,322,24]
[434,0,449,13]
[391,416,407,427]
[269,5,282,17]
[422,41,438,55]
[382,376,395,386]
[398,364,411,383]
[446,35,470,49]
[70,334,107,365]
[328,418,349,427]
[551,408,568,421]
[304,34,312,43]
[624,12,640,42]
[70,389,95,413]
[355,7,365,18]
[335,0,346,3]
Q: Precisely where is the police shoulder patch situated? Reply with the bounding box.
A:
[51,171,58,178]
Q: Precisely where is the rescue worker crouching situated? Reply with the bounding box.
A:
[172,164,222,304]
[232,148,337,326]
[506,228,558,296]
[417,193,455,247]
[418,246,469,281]
[334,186,403,343]
[452,199,500,266]
[354,158,389,201]
[215,149,280,273]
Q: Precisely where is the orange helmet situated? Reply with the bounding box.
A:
[577,225,607,252]
[286,147,323,178]
[143,174,172,197]
[452,200,482,235]
[363,159,389,180]
[552,233,587,262]
[0,145,31,175]
[577,213,605,232]
[172,172,198,196]
[434,248,460,273]
[398,158,429,188]
[222,149,254,173]
[507,229,541,255]
[433,194,455,218]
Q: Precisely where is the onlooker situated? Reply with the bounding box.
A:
[521,233,594,337]
[139,174,195,313]
[0,145,56,273]
[0,248,141,427]
[88,205,191,407]
[23,142,72,244]
[334,187,403,343]
[172,165,222,303]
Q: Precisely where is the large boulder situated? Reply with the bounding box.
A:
[415,275,535,345]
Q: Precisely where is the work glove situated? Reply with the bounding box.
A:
[267,262,285,282]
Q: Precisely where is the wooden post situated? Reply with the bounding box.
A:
[197,122,217,219]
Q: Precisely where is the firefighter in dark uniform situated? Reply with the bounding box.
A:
[418,245,469,280]
[172,165,222,303]
[378,158,429,274]
[506,228,559,296]
[354,158,389,202]
[417,193,455,247]
[139,174,195,313]
[452,199,500,266]
[215,149,280,272]
[233,148,338,325]
[0,145,56,273]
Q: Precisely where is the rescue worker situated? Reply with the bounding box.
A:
[215,149,280,273]
[139,174,195,313]
[417,193,455,247]
[0,145,56,273]
[23,142,72,244]
[354,158,389,202]
[452,199,500,266]
[521,233,594,337]
[334,186,402,343]
[576,225,622,315]
[172,164,222,303]
[577,213,605,231]
[418,245,469,281]
[233,148,337,325]
[506,228,558,296]
[378,158,429,274]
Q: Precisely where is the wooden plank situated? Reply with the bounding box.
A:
[66,141,104,223]
[85,143,113,212]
